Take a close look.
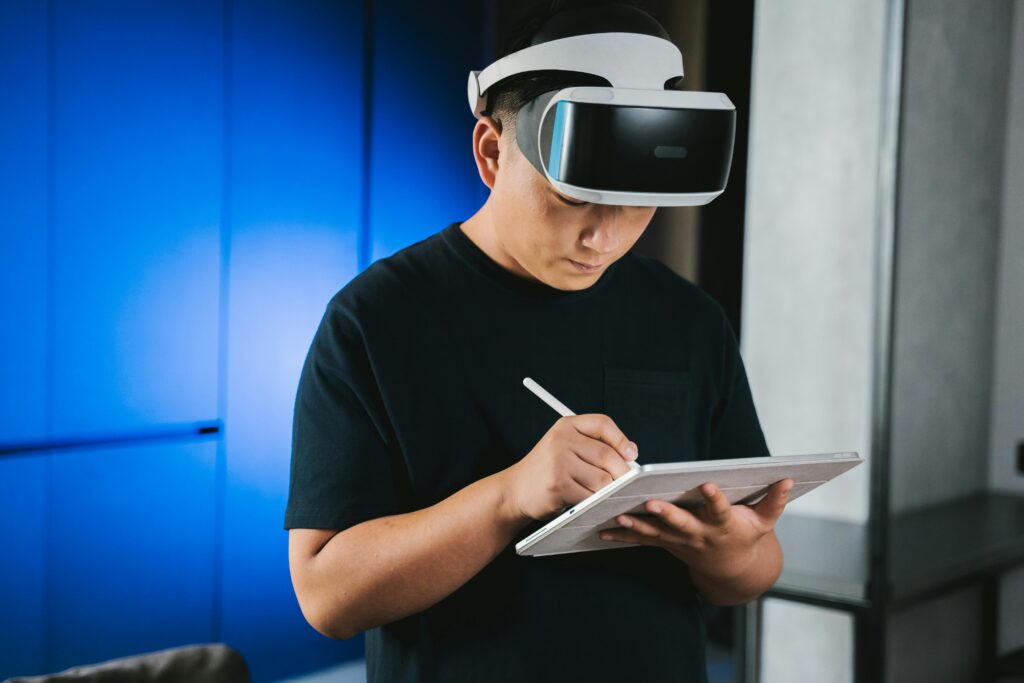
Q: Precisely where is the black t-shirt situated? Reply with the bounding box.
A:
[284,221,770,682]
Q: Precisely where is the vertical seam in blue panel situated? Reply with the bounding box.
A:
[358,0,374,272]
[212,0,232,645]
[43,0,56,672]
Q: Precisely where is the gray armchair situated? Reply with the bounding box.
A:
[2,643,248,683]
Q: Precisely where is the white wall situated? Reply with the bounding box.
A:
[760,599,853,683]
[741,0,888,526]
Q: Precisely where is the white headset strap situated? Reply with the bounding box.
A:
[467,32,684,119]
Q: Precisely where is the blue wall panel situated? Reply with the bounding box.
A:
[47,440,217,672]
[51,0,222,438]
[0,0,492,678]
[370,0,486,261]
[0,3,49,676]
[220,1,365,680]
[0,0,48,445]
[0,457,47,678]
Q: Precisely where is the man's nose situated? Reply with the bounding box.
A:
[581,208,624,254]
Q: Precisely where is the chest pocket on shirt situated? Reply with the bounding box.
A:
[603,367,693,464]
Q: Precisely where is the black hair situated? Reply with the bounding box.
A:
[482,1,674,143]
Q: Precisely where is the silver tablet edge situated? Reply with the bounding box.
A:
[637,451,861,476]
[514,451,861,555]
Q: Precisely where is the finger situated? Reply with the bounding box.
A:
[752,478,793,523]
[699,482,732,526]
[563,476,601,507]
[598,527,660,547]
[569,413,638,465]
[612,512,687,546]
[569,460,616,495]
[643,499,706,542]
[572,437,633,479]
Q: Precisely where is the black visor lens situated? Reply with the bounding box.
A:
[543,101,736,194]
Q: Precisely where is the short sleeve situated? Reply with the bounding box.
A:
[707,310,771,460]
[283,300,403,530]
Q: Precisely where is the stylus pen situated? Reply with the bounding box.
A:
[522,377,640,471]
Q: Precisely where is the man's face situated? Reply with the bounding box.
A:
[483,121,657,291]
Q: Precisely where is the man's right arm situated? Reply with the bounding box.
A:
[288,414,638,640]
[289,468,529,640]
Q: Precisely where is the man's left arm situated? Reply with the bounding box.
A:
[688,529,782,606]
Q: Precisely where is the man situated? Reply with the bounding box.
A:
[286,2,792,680]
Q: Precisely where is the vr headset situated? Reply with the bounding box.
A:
[467,31,736,207]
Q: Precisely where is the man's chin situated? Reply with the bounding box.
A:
[549,272,597,291]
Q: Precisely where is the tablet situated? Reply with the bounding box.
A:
[514,451,863,557]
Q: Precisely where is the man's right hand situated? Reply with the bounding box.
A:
[498,414,638,524]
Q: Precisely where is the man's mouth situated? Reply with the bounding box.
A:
[568,259,602,273]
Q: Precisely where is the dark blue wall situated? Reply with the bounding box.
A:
[0,0,486,680]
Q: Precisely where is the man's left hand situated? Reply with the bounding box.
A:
[597,477,794,580]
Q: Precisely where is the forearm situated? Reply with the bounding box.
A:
[687,530,783,606]
[302,470,531,639]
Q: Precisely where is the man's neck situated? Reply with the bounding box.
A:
[459,210,539,283]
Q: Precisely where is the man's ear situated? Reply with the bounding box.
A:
[471,115,503,190]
